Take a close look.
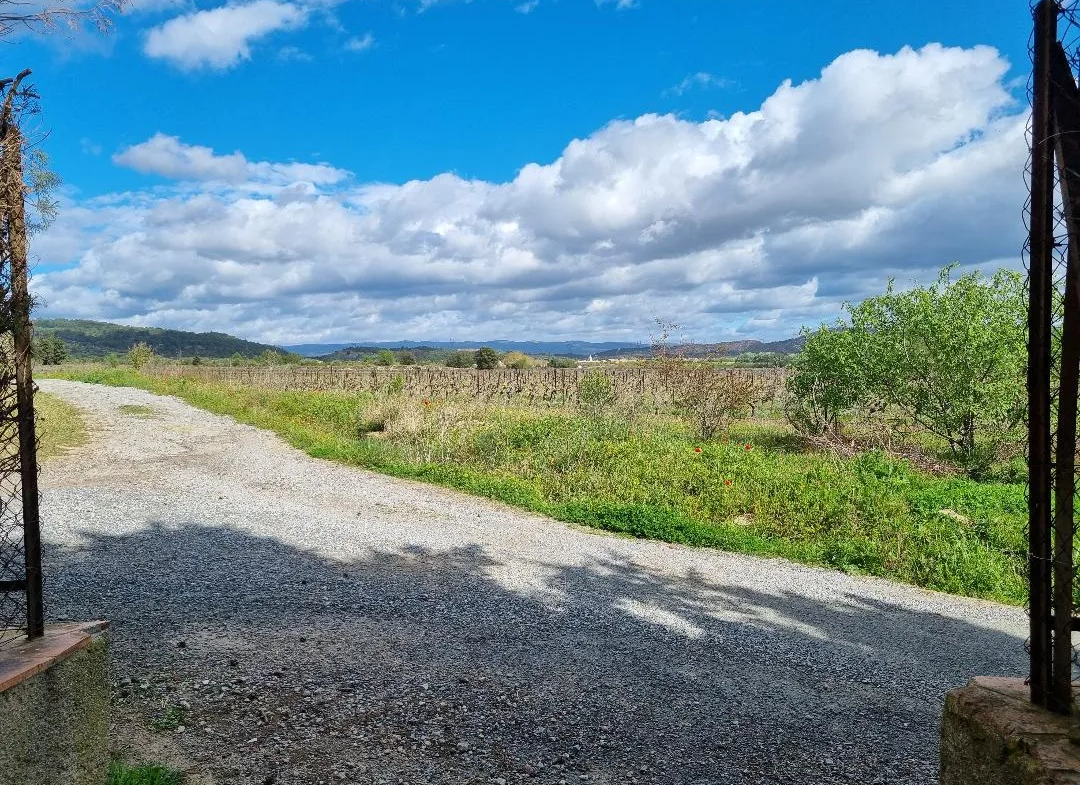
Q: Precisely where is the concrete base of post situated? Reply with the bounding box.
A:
[0,621,109,785]
[942,677,1080,785]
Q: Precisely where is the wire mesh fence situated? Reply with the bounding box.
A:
[1027,0,1080,713]
[0,70,44,647]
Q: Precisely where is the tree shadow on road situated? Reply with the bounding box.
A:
[44,522,1023,785]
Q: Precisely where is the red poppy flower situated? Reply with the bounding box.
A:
[693,447,702,453]
[423,400,431,406]
[744,444,752,451]
[724,479,732,486]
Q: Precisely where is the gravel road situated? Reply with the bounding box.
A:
[38,379,1027,785]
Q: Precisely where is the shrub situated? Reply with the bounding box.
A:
[446,351,475,368]
[474,347,499,370]
[375,349,395,367]
[578,370,617,418]
[787,266,1026,466]
[128,342,154,371]
[398,351,416,366]
[502,351,535,369]
[33,334,67,365]
[548,357,578,368]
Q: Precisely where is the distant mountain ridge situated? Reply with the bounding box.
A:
[36,319,283,360]
[285,340,649,358]
[290,336,805,360]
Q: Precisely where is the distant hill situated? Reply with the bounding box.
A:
[287,340,649,358]
[36,319,284,360]
[592,337,805,360]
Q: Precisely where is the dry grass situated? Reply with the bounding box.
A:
[37,391,88,460]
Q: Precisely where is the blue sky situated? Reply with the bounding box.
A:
[14,0,1033,344]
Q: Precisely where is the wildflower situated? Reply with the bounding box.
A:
[423,399,431,407]
[744,444,752,451]
[724,479,732,486]
[694,447,702,453]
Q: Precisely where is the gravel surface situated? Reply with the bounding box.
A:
[39,379,1027,785]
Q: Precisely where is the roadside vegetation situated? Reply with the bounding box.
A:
[45,266,1033,605]
[36,391,87,459]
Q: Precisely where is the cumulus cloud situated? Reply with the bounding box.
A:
[113,133,350,186]
[35,44,1027,344]
[144,0,308,70]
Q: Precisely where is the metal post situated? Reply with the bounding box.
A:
[1029,0,1058,709]
[1051,36,1080,713]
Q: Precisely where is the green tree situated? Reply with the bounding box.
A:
[788,266,1026,465]
[397,351,416,366]
[258,349,283,366]
[785,326,867,436]
[128,342,154,371]
[548,357,578,368]
[375,349,395,367]
[446,351,475,368]
[34,334,67,365]
[474,347,499,370]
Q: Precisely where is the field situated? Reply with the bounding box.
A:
[44,365,1027,605]
[36,391,88,459]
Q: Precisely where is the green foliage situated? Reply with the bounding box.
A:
[446,351,475,368]
[578,370,616,418]
[785,325,866,435]
[106,353,120,367]
[107,758,184,785]
[388,373,405,395]
[375,349,395,367]
[474,347,500,370]
[548,357,578,368]
[398,351,416,366]
[33,318,282,361]
[502,351,535,369]
[49,367,1027,605]
[128,342,154,371]
[788,266,1026,467]
[33,334,67,364]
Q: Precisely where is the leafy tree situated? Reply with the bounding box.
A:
[446,351,475,368]
[502,351,534,369]
[33,334,67,364]
[229,352,244,367]
[128,341,154,371]
[474,347,499,370]
[548,357,578,368]
[788,266,1026,465]
[785,326,867,436]
[375,349,395,367]
[397,351,416,366]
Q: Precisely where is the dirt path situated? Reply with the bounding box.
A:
[39,379,1026,785]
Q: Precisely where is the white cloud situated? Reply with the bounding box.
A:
[345,31,375,52]
[36,44,1027,344]
[515,1,539,13]
[112,133,350,186]
[143,0,308,70]
[665,72,732,97]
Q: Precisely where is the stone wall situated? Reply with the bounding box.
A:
[0,622,109,785]
[942,676,1080,785]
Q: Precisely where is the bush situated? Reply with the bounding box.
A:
[33,334,67,365]
[446,351,474,368]
[787,266,1026,467]
[548,357,578,368]
[128,342,154,371]
[502,351,535,369]
[398,351,416,366]
[578,370,617,418]
[474,347,499,370]
[375,349,395,367]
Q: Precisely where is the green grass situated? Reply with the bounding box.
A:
[107,758,183,785]
[46,367,1028,605]
[36,391,88,460]
[119,404,156,417]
